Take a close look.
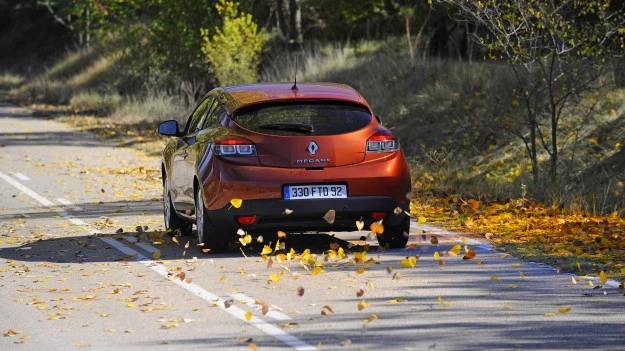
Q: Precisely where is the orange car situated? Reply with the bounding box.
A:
[158,83,412,251]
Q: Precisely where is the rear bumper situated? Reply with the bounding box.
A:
[207,196,408,234]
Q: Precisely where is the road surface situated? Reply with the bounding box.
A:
[1,103,624,350]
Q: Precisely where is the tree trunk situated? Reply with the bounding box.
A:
[290,0,303,45]
[531,119,539,188]
[550,110,558,185]
[405,14,413,59]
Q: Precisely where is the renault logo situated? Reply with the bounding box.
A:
[307,141,319,155]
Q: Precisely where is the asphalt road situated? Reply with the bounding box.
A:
[1,103,625,351]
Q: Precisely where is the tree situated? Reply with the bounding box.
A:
[201,0,266,86]
[441,0,625,187]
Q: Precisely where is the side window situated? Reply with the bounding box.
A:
[197,103,225,131]
[184,97,214,134]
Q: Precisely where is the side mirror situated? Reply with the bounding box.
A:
[158,120,180,136]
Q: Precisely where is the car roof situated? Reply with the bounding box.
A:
[213,83,370,113]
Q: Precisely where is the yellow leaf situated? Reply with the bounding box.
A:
[261,245,272,255]
[418,216,427,224]
[433,251,440,259]
[172,236,179,244]
[558,307,572,314]
[269,274,281,282]
[508,283,518,288]
[576,261,581,271]
[323,210,336,224]
[490,276,499,281]
[385,297,406,304]
[357,300,369,311]
[311,266,323,275]
[277,231,287,238]
[450,244,461,255]
[463,250,477,260]
[244,234,252,244]
[599,270,607,284]
[219,275,226,283]
[230,198,243,208]
[152,251,161,260]
[356,267,365,274]
[544,312,556,317]
[401,256,416,268]
[245,311,252,321]
[363,315,378,323]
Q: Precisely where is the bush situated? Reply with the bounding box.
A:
[70,91,122,114]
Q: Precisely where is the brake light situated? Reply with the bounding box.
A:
[215,138,256,156]
[372,212,386,221]
[236,215,257,225]
[366,132,399,153]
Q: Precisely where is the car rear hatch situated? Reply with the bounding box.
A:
[232,101,373,168]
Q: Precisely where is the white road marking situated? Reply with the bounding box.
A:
[229,292,292,321]
[56,198,84,212]
[11,172,30,181]
[0,171,318,351]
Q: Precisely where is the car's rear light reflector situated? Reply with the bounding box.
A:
[372,212,386,221]
[215,138,256,156]
[236,215,257,225]
[366,132,399,153]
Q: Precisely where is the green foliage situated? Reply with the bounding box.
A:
[443,0,625,187]
[201,0,266,86]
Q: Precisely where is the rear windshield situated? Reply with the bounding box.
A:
[233,101,372,136]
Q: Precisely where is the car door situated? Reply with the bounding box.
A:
[170,96,214,213]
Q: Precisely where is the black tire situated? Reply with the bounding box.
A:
[195,187,228,252]
[376,216,410,249]
[163,175,192,236]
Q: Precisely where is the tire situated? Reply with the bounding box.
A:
[376,216,410,249]
[163,175,192,236]
[195,187,228,252]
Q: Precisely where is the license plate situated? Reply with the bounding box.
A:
[284,184,347,200]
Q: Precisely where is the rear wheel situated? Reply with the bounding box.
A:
[195,187,228,252]
[163,176,191,236]
[376,216,410,249]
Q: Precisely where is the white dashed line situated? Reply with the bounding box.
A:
[56,198,84,212]
[11,172,30,181]
[0,171,318,351]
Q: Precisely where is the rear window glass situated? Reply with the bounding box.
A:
[233,101,372,136]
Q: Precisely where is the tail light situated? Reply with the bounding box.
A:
[236,215,257,225]
[372,212,386,220]
[366,132,399,153]
[215,138,256,156]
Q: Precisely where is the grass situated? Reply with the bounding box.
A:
[0,72,24,90]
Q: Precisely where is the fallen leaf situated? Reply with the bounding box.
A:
[311,266,323,275]
[245,311,252,321]
[357,300,369,311]
[152,251,161,260]
[224,299,234,308]
[386,297,406,304]
[230,198,243,208]
[490,276,499,281]
[279,322,299,328]
[558,307,572,314]
[363,314,378,323]
[599,271,607,284]
[284,208,293,215]
[356,220,364,231]
[401,256,417,268]
[261,245,272,255]
[430,235,438,244]
[370,221,384,234]
[463,250,477,260]
[323,210,336,224]
[357,289,365,297]
[418,216,427,224]
[323,305,334,313]
[249,342,258,351]
[356,267,365,274]
[237,229,246,236]
[277,231,287,238]
[296,286,305,296]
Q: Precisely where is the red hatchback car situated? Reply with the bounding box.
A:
[158,83,412,251]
